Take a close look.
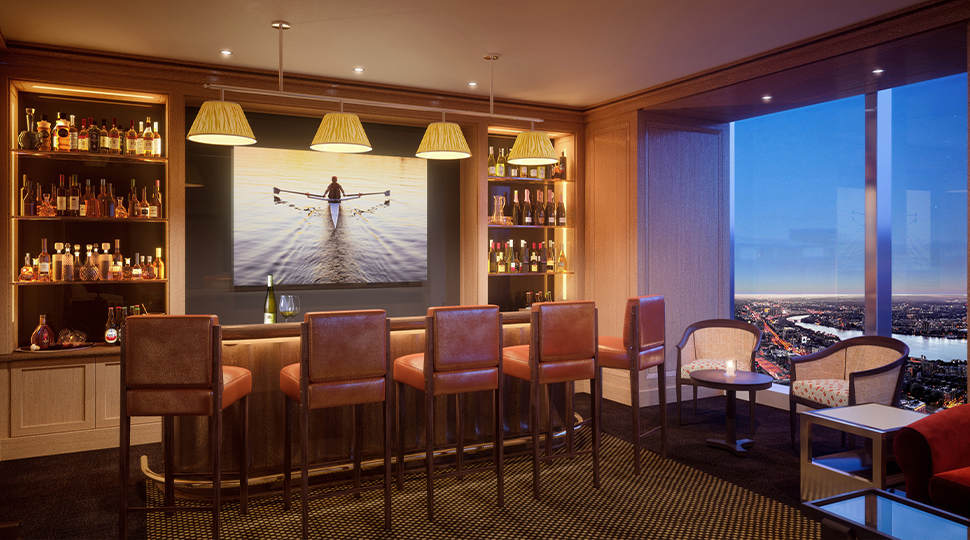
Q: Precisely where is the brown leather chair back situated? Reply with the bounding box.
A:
[124,315,218,389]
[428,305,501,371]
[533,301,597,363]
[623,296,664,352]
[305,310,387,382]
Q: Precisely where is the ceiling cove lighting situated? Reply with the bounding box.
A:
[873,69,885,74]
[762,95,772,101]
[354,67,365,73]
[220,50,233,56]
[189,25,548,161]
[468,82,478,86]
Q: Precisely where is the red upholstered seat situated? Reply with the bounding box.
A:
[895,403,970,518]
[930,467,970,518]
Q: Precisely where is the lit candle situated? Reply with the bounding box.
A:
[725,359,736,377]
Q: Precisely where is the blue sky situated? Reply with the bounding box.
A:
[734,74,967,295]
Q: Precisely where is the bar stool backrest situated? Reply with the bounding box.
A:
[428,305,501,372]
[532,301,596,363]
[623,296,665,352]
[305,310,387,382]
[122,315,220,416]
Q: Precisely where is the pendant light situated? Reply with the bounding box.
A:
[416,112,471,159]
[185,89,256,145]
[507,120,558,166]
[311,102,372,153]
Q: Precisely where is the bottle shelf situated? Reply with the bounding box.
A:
[488,272,574,277]
[488,224,572,229]
[13,216,167,223]
[14,279,168,286]
[12,149,166,164]
[488,176,569,184]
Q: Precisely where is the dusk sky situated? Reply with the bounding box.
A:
[734,74,967,295]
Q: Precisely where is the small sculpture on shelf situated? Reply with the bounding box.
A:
[17,108,39,150]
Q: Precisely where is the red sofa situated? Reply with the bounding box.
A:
[893,403,970,518]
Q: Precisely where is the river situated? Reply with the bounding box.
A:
[788,315,967,361]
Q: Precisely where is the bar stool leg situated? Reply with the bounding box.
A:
[425,389,435,521]
[592,368,601,489]
[631,367,641,475]
[119,415,130,540]
[455,394,464,479]
[240,395,249,515]
[494,386,504,507]
[396,382,405,491]
[212,411,222,540]
[565,381,574,455]
[545,385,554,458]
[383,397,392,530]
[164,416,175,514]
[659,367,668,459]
[353,404,363,498]
[531,380,541,500]
[283,396,292,511]
[300,399,310,540]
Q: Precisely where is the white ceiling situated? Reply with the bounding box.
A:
[0,0,928,108]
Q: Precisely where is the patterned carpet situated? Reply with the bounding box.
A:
[147,433,819,540]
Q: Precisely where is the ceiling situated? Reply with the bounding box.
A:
[0,0,931,109]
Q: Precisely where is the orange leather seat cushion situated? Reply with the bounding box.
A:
[221,366,252,409]
[127,366,252,417]
[502,344,594,384]
[279,363,386,409]
[393,353,499,396]
[597,336,664,370]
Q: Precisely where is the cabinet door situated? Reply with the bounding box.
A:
[10,358,96,436]
[96,359,158,427]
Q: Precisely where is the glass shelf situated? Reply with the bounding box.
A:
[14,279,168,286]
[13,216,167,223]
[12,149,167,164]
[488,272,574,277]
[488,176,570,184]
[487,224,572,229]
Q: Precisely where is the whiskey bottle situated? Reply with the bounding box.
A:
[152,121,162,157]
[142,118,153,156]
[56,175,68,216]
[126,120,138,156]
[115,197,128,218]
[19,253,33,282]
[154,247,165,279]
[87,118,101,153]
[123,258,133,280]
[53,113,71,151]
[68,115,79,151]
[109,239,124,281]
[98,180,111,217]
[38,239,51,282]
[108,118,121,154]
[128,179,140,219]
[37,114,52,151]
[98,119,109,154]
[136,121,146,156]
[53,242,64,281]
[21,176,35,216]
[149,180,162,218]
[139,187,150,218]
[18,108,39,150]
[144,256,156,280]
[99,242,112,279]
[104,308,119,345]
[131,253,142,280]
[78,118,89,152]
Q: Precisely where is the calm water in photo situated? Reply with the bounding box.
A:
[233,147,428,286]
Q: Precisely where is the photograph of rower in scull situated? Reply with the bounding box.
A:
[233,147,427,286]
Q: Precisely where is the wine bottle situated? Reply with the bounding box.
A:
[84,180,100,218]
[487,242,496,273]
[546,190,556,225]
[535,190,545,226]
[152,121,162,157]
[512,190,521,226]
[557,194,566,226]
[149,180,162,218]
[30,315,54,350]
[519,240,528,273]
[523,190,533,226]
[487,146,496,176]
[99,119,109,154]
[154,247,165,280]
[21,176,35,216]
[496,242,506,273]
[556,245,567,273]
[497,148,507,177]
[546,240,555,273]
[56,175,67,216]
[115,307,126,345]
[69,175,81,216]
[108,118,121,154]
[98,180,111,217]
[38,239,51,282]
[530,242,539,273]
[105,308,119,345]
[264,274,277,323]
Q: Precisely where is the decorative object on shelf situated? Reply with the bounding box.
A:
[18,108,39,149]
[38,193,57,216]
[490,195,510,225]
[310,107,372,153]
[415,114,471,160]
[30,315,54,350]
[19,253,33,282]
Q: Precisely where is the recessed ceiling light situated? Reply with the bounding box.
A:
[220,50,233,56]
[872,69,884,74]
[354,67,364,73]
[762,95,772,101]
[468,82,478,87]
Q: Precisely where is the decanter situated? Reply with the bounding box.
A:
[114,196,128,218]
[122,258,133,280]
[17,108,39,150]
[143,256,156,280]
[38,193,57,217]
[79,244,101,281]
[30,315,54,350]
[19,253,33,282]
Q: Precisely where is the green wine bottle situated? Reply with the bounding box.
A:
[264,274,277,324]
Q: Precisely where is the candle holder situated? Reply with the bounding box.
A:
[725,359,737,378]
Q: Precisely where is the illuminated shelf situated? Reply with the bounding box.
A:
[13,216,167,223]
[487,272,574,277]
[14,279,168,286]
[12,149,167,164]
[487,224,572,229]
[488,176,570,184]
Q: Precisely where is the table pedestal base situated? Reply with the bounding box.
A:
[706,437,755,456]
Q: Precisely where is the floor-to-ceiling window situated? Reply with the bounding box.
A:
[733,74,967,411]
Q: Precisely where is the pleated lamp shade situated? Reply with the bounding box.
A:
[507,130,558,165]
[416,122,471,160]
[186,101,257,145]
[310,112,372,153]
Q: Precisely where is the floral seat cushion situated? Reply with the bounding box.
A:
[791,379,849,408]
[680,359,749,380]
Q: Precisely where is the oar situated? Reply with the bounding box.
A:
[274,187,390,200]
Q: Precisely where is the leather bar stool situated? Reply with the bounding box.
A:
[280,310,392,537]
[597,296,667,472]
[502,301,600,500]
[119,315,252,540]
[393,305,504,521]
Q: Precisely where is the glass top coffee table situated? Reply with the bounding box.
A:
[689,369,774,457]
[804,488,969,540]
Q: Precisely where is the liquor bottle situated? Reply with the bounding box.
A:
[530,242,539,273]
[123,258,133,280]
[137,121,147,156]
[99,119,109,154]
[55,175,67,216]
[128,179,140,219]
[18,108,40,150]
[107,118,121,154]
[152,121,162,156]
[37,114,52,151]
[529,166,538,179]
[72,245,82,281]
[53,113,71,151]
[19,254,33,282]
[535,190,545,226]
[487,241,496,273]
[556,245,567,273]
[512,190,521,226]
[520,240,528,273]
[264,274,277,323]
[505,241,515,273]
[142,118,154,156]
[144,256,157,279]
[126,120,138,156]
[85,180,101,217]
[104,308,119,345]
[87,117,101,153]
[153,247,165,279]
[37,239,51,282]
[115,196,128,218]
[61,245,75,282]
[537,242,546,270]
[140,187,151,218]
[546,190,556,226]
[487,146,496,176]
[509,161,518,178]
[52,242,64,281]
[131,253,142,280]
[546,240,556,273]
[149,180,162,218]
[80,245,100,281]
[115,307,126,345]
[34,179,44,212]
[109,239,124,281]
[21,176,35,216]
[69,175,81,216]
[537,164,546,180]
[99,242,112,279]
[557,194,566,226]
[497,148,507,177]
[78,118,89,152]
[30,315,54,350]
[68,115,79,151]
[107,183,116,217]
[523,190,533,226]
[98,180,111,217]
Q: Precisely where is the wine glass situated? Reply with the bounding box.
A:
[279,294,301,323]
